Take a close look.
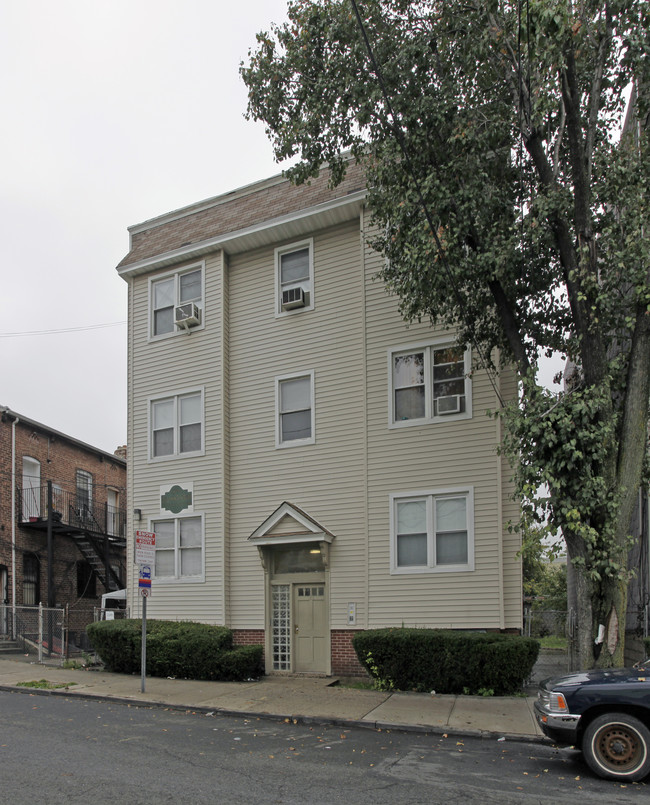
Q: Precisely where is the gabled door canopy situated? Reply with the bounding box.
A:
[248,502,335,567]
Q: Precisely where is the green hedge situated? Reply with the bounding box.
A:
[352,628,539,694]
[86,620,263,681]
[644,637,650,660]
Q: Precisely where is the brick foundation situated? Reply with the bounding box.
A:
[331,629,367,676]
[232,629,265,647]
[231,628,367,677]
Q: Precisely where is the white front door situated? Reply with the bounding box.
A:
[107,488,118,535]
[22,457,41,519]
[293,584,327,673]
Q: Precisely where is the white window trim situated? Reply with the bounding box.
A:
[147,386,205,463]
[388,338,472,428]
[389,487,475,574]
[148,512,205,584]
[274,239,314,317]
[148,261,205,341]
[275,370,315,449]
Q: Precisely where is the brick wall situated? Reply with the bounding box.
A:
[232,629,265,647]
[232,628,368,677]
[0,413,126,619]
[331,629,367,677]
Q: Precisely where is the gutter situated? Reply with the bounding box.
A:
[117,189,367,279]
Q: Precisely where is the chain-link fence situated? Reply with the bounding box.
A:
[525,605,649,673]
[8,605,65,664]
[523,608,567,638]
[5,603,129,664]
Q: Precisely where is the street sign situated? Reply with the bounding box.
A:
[140,588,150,598]
[135,530,155,565]
[139,564,152,590]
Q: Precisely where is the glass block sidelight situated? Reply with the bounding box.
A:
[272,584,291,671]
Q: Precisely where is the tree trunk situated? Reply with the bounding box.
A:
[566,542,594,671]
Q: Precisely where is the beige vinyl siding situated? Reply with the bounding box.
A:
[227,220,369,630]
[127,253,227,623]
[362,210,519,629]
[123,191,522,638]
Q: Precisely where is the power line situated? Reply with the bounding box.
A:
[0,321,126,338]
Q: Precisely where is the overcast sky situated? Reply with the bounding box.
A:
[0,1,291,454]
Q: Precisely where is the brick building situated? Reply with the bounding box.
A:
[0,406,126,650]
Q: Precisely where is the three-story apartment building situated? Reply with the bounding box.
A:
[117,160,521,675]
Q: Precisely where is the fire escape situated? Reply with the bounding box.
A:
[17,480,126,604]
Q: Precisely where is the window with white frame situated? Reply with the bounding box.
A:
[150,390,204,460]
[150,264,203,337]
[276,372,314,447]
[390,488,474,573]
[151,515,203,581]
[275,240,313,315]
[390,342,471,425]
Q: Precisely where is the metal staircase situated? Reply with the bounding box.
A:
[17,482,126,597]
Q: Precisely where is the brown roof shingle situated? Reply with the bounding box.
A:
[117,160,366,270]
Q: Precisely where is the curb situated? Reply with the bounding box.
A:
[0,682,546,745]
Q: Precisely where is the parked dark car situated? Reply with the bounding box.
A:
[534,660,650,781]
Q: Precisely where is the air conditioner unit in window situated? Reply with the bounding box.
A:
[281,286,306,310]
[175,303,201,329]
[436,395,461,415]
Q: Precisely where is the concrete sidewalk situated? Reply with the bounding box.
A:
[0,656,545,743]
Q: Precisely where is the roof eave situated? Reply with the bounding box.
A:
[117,189,367,279]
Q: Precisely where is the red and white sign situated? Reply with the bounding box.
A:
[135,530,155,565]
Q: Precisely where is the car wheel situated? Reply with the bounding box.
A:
[582,712,650,782]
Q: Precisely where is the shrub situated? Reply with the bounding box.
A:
[644,637,650,660]
[352,628,539,695]
[86,620,263,681]
[86,620,141,674]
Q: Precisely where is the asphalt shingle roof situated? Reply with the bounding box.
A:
[117,160,366,270]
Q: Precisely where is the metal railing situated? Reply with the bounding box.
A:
[17,484,126,538]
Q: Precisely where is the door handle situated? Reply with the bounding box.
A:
[294,625,299,634]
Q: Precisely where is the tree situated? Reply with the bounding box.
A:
[242,0,650,668]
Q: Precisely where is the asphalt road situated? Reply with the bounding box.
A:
[0,690,647,804]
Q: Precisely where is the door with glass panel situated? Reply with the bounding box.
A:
[269,544,328,673]
[293,584,326,673]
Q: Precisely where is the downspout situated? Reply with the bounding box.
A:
[11,414,19,629]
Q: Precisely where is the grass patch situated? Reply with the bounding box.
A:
[16,679,77,690]
[337,679,375,690]
[537,635,567,650]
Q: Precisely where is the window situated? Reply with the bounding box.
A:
[23,553,39,606]
[275,240,313,315]
[150,264,203,337]
[75,470,93,526]
[390,488,474,573]
[151,515,203,581]
[77,560,96,598]
[390,342,471,426]
[150,389,204,460]
[276,372,315,447]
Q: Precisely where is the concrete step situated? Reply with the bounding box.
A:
[0,641,22,654]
